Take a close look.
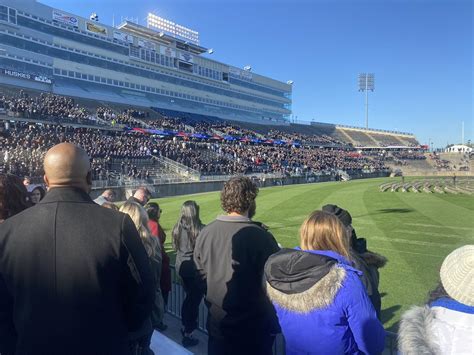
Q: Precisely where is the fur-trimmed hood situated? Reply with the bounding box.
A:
[398,301,474,355]
[264,249,351,313]
[398,306,440,354]
[360,250,387,268]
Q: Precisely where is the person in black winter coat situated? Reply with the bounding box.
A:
[0,143,154,355]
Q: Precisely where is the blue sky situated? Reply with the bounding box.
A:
[41,0,472,148]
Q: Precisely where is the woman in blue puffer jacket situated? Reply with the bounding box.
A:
[264,210,385,355]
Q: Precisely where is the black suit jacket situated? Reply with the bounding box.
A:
[0,187,154,355]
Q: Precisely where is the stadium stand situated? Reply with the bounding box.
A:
[369,133,405,147]
[338,128,378,147]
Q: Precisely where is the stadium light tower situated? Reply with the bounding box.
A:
[358,73,375,129]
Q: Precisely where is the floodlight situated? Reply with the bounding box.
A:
[358,73,375,129]
[243,65,252,71]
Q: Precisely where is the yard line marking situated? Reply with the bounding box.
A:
[393,230,474,240]
[352,219,375,225]
[267,222,286,228]
[374,247,445,258]
[370,236,459,248]
[404,223,473,231]
[285,215,308,222]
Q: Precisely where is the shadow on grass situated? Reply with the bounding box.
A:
[381,305,402,332]
[376,208,415,214]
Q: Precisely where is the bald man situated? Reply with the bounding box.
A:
[0,143,154,355]
[94,189,116,206]
[128,186,152,206]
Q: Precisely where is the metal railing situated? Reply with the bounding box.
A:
[0,112,123,131]
[335,123,414,137]
[165,266,398,354]
[153,155,200,181]
[198,172,284,182]
[91,175,191,189]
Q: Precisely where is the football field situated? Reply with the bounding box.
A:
[154,177,474,331]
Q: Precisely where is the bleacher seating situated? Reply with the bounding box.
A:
[1,88,432,181]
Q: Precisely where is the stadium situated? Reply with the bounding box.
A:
[0,0,472,354]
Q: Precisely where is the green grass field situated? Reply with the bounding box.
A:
[153,177,474,331]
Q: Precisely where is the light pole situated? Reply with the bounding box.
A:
[358,73,375,129]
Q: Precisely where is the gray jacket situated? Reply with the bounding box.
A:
[194,215,280,338]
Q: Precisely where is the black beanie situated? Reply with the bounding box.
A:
[322,204,352,227]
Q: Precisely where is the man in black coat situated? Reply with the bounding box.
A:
[0,143,154,355]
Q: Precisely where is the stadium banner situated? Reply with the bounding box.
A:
[229,67,252,80]
[52,10,79,27]
[1,68,53,84]
[86,22,108,36]
[241,70,253,80]
[179,52,194,63]
[160,46,176,58]
[138,39,155,50]
[229,67,240,76]
[113,30,133,43]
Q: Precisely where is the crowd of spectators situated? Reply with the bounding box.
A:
[360,150,426,166]
[266,129,345,146]
[0,91,99,126]
[0,123,153,181]
[0,91,395,180]
[1,121,388,180]
[96,107,152,127]
[430,152,451,170]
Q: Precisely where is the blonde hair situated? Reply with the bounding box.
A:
[300,210,350,259]
[102,202,119,211]
[120,201,157,258]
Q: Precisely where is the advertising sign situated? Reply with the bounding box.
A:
[86,22,108,36]
[52,10,78,27]
[179,52,193,63]
[160,46,176,58]
[138,39,155,50]
[113,30,133,43]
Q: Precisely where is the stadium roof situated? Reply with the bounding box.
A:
[118,21,208,55]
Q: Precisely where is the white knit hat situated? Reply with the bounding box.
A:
[440,245,474,307]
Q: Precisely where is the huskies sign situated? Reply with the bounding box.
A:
[2,69,52,84]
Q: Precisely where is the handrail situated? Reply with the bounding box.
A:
[335,123,414,137]
[0,111,124,131]
[152,154,200,180]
